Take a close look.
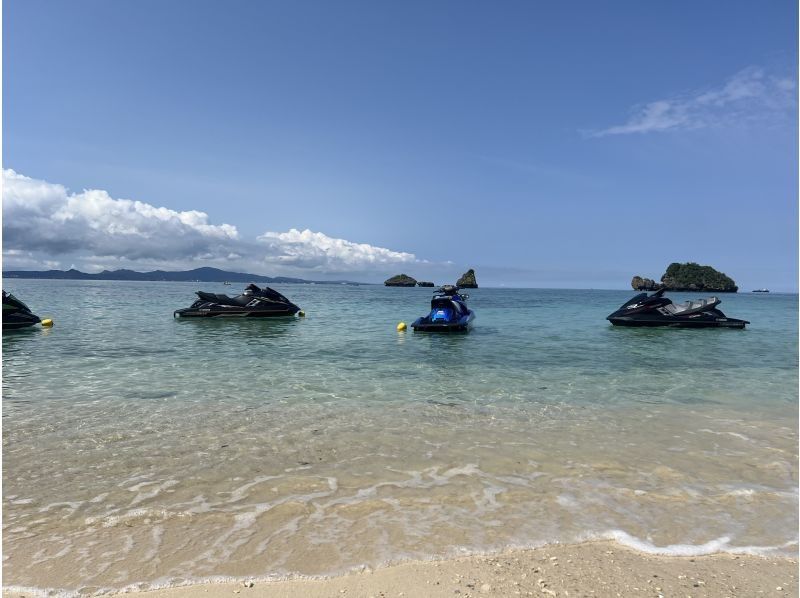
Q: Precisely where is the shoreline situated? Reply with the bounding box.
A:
[4,540,797,597]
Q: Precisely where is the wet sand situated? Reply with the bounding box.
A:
[7,540,793,597]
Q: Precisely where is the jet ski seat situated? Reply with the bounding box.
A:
[662,297,720,316]
[197,291,229,303]
[196,291,254,306]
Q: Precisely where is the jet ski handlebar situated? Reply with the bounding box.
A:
[437,284,459,295]
[434,285,468,300]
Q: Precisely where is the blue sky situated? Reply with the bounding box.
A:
[4,0,797,289]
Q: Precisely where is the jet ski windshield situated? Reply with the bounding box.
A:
[437,285,459,296]
[245,284,293,305]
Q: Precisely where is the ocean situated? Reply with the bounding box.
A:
[2,280,797,593]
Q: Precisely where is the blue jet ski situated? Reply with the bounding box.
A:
[411,285,475,332]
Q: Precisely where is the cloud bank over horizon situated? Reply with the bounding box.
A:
[590,67,796,137]
[2,169,418,279]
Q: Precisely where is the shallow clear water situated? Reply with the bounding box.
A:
[3,280,797,593]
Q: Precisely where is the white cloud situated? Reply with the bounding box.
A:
[257,228,415,271]
[591,67,796,137]
[2,169,418,276]
[3,169,239,259]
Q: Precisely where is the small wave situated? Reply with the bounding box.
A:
[697,428,753,442]
[593,529,797,557]
[84,507,193,528]
[127,479,180,507]
[3,586,79,598]
[38,501,83,514]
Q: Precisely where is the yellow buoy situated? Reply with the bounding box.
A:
[396,322,407,332]
[41,318,54,327]
[298,311,306,317]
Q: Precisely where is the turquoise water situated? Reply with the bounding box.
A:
[3,280,797,593]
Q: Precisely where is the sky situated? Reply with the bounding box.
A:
[3,0,798,290]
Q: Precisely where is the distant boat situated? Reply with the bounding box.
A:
[223,281,231,285]
[751,289,769,293]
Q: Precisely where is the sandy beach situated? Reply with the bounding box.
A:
[128,542,796,598]
[150,546,797,598]
[5,540,792,598]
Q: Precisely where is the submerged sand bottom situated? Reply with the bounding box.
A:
[6,541,792,598]
[4,398,797,591]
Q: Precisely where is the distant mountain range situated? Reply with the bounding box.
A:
[2,267,364,285]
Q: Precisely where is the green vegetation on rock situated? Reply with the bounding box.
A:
[661,262,737,292]
[384,273,417,287]
[632,263,738,292]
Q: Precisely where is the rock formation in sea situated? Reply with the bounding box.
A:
[456,269,478,288]
[632,263,738,293]
[631,276,661,291]
[384,274,417,287]
[416,281,435,287]
[661,262,738,292]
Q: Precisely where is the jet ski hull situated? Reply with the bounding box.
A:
[411,311,475,332]
[3,292,41,330]
[3,313,42,329]
[608,315,748,328]
[174,305,299,318]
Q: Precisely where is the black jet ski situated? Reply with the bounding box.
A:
[174,283,300,318]
[3,290,42,329]
[607,288,749,329]
[411,285,475,332]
